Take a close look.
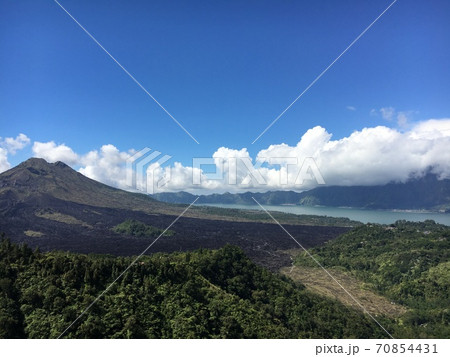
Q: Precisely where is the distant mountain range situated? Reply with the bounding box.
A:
[152,174,450,212]
[152,190,302,205]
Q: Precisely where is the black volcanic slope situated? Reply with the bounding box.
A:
[0,158,349,270]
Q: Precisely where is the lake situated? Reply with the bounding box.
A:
[200,203,450,225]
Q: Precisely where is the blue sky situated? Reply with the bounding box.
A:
[1,0,450,192]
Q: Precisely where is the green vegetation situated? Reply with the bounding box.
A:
[0,239,388,338]
[293,220,450,338]
[2,220,447,338]
[112,219,174,238]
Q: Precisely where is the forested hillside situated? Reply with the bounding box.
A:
[294,220,450,338]
[0,238,386,339]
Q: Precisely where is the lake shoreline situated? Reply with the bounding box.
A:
[199,203,450,226]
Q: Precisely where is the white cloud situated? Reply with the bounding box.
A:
[0,148,10,172]
[32,141,79,165]
[30,140,135,189]
[264,120,450,186]
[346,106,356,111]
[22,118,450,193]
[158,119,450,191]
[30,141,133,188]
[0,133,30,155]
[410,119,450,139]
[0,133,31,173]
[79,144,133,188]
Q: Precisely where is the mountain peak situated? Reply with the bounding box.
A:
[0,157,164,213]
[21,157,50,167]
[20,157,70,170]
[6,158,75,179]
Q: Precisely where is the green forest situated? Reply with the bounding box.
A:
[294,220,450,338]
[1,220,448,338]
[112,219,175,238]
[0,237,387,339]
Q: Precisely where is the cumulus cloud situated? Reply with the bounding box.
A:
[149,119,450,192]
[0,133,30,155]
[0,148,10,172]
[31,141,134,188]
[0,133,31,173]
[79,144,134,188]
[25,118,450,193]
[410,119,450,139]
[257,122,450,187]
[32,141,79,165]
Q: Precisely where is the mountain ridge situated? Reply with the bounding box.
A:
[0,158,356,225]
[0,158,352,270]
[152,174,450,211]
[0,157,171,214]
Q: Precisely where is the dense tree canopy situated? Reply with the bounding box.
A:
[294,220,450,338]
[112,219,174,238]
[0,238,386,339]
[2,220,447,339]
